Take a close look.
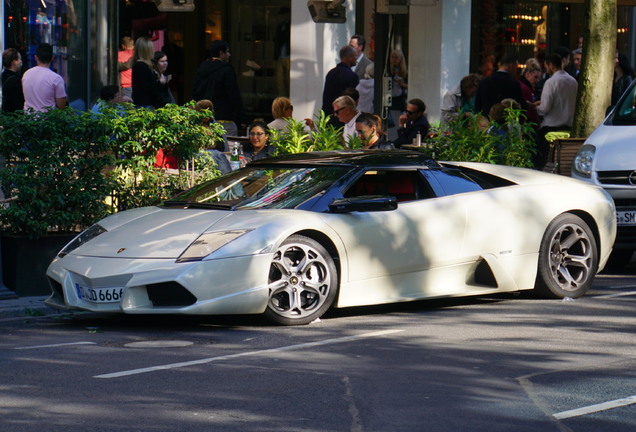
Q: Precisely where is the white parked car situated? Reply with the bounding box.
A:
[572,80,636,267]
[46,151,616,325]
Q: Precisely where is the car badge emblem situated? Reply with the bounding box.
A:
[629,171,636,186]
[117,248,126,254]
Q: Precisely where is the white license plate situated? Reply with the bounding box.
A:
[76,284,124,303]
[617,210,636,226]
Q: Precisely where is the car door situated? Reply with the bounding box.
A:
[322,168,472,306]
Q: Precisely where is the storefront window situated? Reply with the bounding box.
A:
[471,1,636,77]
[3,0,117,110]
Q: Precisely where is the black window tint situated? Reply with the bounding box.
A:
[343,170,435,202]
[611,82,636,125]
[426,169,483,196]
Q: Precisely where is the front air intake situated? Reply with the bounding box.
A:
[146,282,197,307]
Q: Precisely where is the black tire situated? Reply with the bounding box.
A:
[264,235,338,325]
[535,213,598,298]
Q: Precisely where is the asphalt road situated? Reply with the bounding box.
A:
[1,271,635,432]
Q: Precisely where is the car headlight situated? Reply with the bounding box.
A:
[572,144,596,178]
[176,229,253,263]
[58,224,107,258]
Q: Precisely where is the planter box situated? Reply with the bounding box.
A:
[1,234,76,297]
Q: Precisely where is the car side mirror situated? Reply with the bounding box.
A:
[329,195,398,213]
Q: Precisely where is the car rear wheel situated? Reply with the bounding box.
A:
[265,235,338,325]
[535,213,598,298]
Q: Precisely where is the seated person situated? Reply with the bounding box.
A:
[392,98,430,148]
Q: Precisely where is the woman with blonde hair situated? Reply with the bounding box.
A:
[519,57,542,126]
[132,36,158,108]
[389,49,408,140]
[268,96,315,134]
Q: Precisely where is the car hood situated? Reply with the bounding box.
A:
[71,207,235,259]
[68,207,335,260]
[584,125,636,172]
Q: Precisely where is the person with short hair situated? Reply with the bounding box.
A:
[192,40,246,135]
[332,95,360,145]
[533,52,578,169]
[440,73,482,124]
[474,54,525,118]
[118,36,135,99]
[321,45,359,117]
[349,35,373,80]
[393,98,430,148]
[21,43,67,111]
[2,48,24,112]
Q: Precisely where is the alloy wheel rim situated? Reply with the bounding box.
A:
[268,242,332,319]
[548,223,593,292]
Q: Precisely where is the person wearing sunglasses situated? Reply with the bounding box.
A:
[268,96,315,134]
[244,120,276,163]
[393,98,431,148]
[355,113,394,150]
[332,95,360,145]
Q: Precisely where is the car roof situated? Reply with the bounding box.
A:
[248,150,442,169]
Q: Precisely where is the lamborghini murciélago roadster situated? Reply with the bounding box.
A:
[45,150,617,325]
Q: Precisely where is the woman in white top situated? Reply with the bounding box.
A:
[268,96,315,134]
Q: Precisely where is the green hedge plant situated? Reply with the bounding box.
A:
[0,104,225,239]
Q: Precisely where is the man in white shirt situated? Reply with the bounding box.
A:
[349,35,373,80]
[534,52,578,169]
[332,95,360,145]
[22,43,67,111]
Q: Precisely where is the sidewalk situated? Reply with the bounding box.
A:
[0,295,58,320]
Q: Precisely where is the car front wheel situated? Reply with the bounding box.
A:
[265,235,338,325]
[535,213,598,298]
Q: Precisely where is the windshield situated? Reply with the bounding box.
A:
[165,166,349,210]
[612,82,636,125]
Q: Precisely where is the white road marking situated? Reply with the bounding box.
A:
[95,329,403,379]
[596,290,636,298]
[553,395,636,419]
[14,341,97,350]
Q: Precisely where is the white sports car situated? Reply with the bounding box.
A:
[46,151,616,325]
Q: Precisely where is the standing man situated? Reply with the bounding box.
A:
[117,36,135,99]
[534,53,578,169]
[393,98,430,148]
[321,45,359,117]
[474,54,525,118]
[1,48,24,112]
[349,35,373,80]
[21,43,67,111]
[192,40,245,136]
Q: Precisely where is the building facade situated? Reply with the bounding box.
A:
[2,1,636,124]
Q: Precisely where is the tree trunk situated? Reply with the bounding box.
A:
[571,0,617,138]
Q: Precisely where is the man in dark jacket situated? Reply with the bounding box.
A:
[474,54,526,118]
[393,98,430,148]
[321,45,359,116]
[192,40,245,134]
